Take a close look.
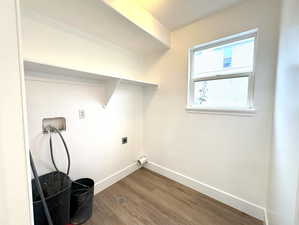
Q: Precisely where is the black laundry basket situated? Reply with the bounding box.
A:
[70,178,94,225]
[32,171,72,225]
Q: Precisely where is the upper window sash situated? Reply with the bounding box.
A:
[190,29,258,54]
[192,72,250,82]
[189,29,257,80]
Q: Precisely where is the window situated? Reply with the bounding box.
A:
[187,30,257,114]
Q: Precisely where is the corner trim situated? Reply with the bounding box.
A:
[186,105,257,116]
[94,163,138,194]
[145,161,266,221]
[264,208,269,225]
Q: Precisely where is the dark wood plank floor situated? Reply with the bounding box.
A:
[85,168,263,225]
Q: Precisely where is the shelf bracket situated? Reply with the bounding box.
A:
[103,78,120,108]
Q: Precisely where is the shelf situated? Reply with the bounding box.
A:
[23,60,158,107]
[21,0,170,55]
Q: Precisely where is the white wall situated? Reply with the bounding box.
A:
[21,4,153,194]
[21,13,156,83]
[267,0,299,224]
[143,0,280,214]
[25,73,143,191]
[19,0,297,223]
[102,0,170,47]
[0,0,32,225]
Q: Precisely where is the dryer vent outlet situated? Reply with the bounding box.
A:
[122,137,128,144]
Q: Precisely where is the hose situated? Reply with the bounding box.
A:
[48,127,89,190]
[30,127,72,225]
[30,152,54,225]
[48,126,71,176]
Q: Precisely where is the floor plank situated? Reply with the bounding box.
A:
[88,168,263,225]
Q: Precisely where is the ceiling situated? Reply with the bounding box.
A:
[136,0,245,30]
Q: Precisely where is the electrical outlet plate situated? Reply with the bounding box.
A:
[79,109,85,119]
[42,117,66,133]
[122,137,128,144]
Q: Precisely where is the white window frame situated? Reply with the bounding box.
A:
[186,29,258,116]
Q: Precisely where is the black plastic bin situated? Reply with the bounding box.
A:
[32,171,72,225]
[70,178,94,225]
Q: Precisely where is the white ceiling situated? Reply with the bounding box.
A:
[137,0,245,30]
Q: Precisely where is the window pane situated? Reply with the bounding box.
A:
[192,37,255,78]
[194,77,249,107]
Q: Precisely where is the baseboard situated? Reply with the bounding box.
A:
[94,163,138,194]
[145,161,266,221]
[264,208,269,225]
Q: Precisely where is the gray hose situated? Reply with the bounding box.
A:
[30,152,54,225]
[48,127,90,191]
[48,128,89,190]
[48,126,71,176]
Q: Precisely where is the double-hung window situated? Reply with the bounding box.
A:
[187,30,257,114]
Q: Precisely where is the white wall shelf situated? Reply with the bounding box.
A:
[21,0,170,55]
[23,60,158,107]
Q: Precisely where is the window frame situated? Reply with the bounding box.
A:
[187,29,258,116]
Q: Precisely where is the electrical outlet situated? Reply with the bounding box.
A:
[79,109,85,119]
[122,137,128,144]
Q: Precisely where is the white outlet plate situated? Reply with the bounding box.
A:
[79,109,85,119]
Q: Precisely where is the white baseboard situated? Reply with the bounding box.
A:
[145,161,266,222]
[94,163,138,194]
[264,209,269,225]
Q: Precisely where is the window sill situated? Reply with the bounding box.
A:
[185,105,257,116]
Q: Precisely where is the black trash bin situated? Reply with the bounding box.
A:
[32,171,72,225]
[70,178,94,225]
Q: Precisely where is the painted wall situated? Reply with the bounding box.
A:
[21,0,169,55]
[21,13,156,83]
[102,0,170,47]
[25,73,143,192]
[0,0,32,225]
[143,0,280,213]
[21,7,150,194]
[267,0,299,224]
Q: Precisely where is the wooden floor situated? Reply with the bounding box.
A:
[85,168,263,225]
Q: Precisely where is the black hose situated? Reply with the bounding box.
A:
[48,126,71,176]
[49,132,57,172]
[30,152,54,225]
[48,128,90,190]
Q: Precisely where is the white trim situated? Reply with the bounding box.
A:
[14,0,35,224]
[193,72,250,82]
[186,105,257,116]
[264,208,269,225]
[145,161,266,221]
[94,163,138,194]
[191,29,258,51]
